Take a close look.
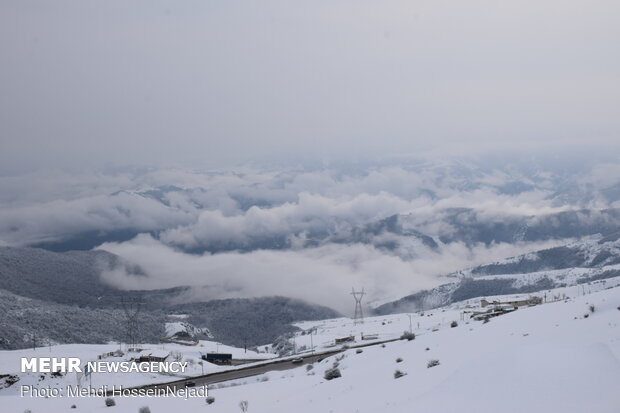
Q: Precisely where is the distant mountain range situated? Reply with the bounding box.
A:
[358,207,620,250]
[374,232,620,315]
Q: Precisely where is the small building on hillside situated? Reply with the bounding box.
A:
[97,349,125,360]
[136,350,170,363]
[335,335,355,345]
[481,296,542,308]
[471,306,517,321]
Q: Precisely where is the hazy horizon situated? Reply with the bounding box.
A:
[1,0,619,173]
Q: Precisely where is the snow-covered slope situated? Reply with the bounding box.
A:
[223,283,620,413]
[3,278,620,412]
[465,232,620,275]
[376,233,620,314]
[164,321,214,341]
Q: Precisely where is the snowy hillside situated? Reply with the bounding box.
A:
[375,233,620,314]
[3,278,620,412]
[206,282,620,413]
[164,320,214,341]
[465,231,620,275]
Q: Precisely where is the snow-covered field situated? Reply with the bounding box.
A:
[2,280,620,412]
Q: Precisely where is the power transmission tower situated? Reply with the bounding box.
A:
[351,288,365,325]
[121,296,143,351]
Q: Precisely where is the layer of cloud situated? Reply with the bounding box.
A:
[160,191,422,249]
[98,234,563,313]
[1,156,618,248]
[0,191,196,246]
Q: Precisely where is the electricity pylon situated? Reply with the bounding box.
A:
[351,288,365,325]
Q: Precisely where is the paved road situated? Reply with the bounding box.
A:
[129,350,340,394]
[119,337,401,395]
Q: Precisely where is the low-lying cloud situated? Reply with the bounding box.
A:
[98,234,566,313]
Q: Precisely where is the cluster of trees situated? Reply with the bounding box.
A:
[171,297,339,348]
[0,289,164,350]
[0,247,340,350]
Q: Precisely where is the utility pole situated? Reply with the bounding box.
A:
[407,314,413,333]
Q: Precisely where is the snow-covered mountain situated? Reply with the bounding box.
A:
[375,233,620,314]
[3,275,619,413]
[466,231,620,275]
[383,207,620,248]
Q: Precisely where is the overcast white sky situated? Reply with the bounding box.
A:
[1,0,619,172]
